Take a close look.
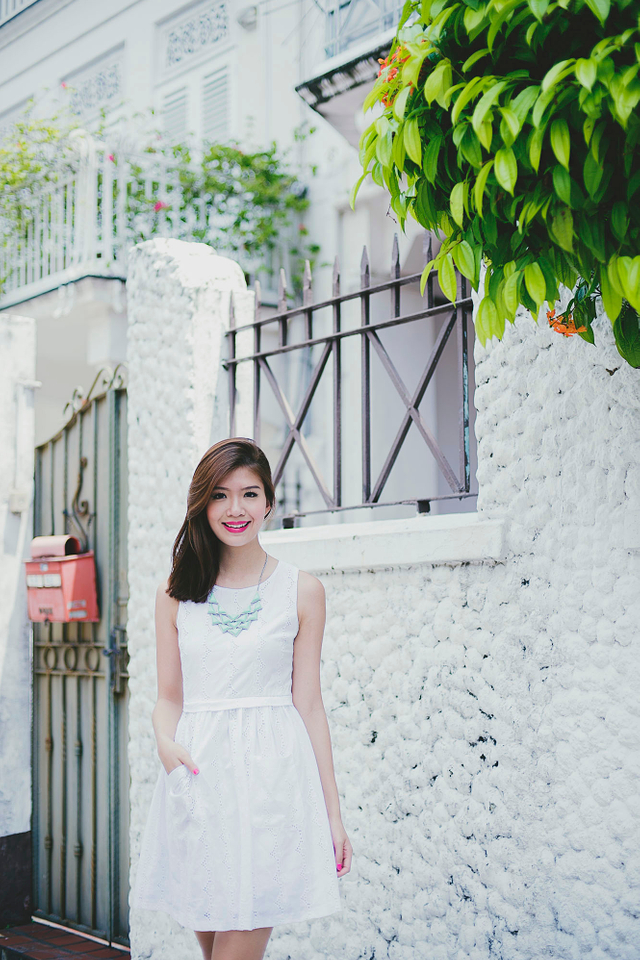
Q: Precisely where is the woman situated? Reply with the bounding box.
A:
[130,438,352,960]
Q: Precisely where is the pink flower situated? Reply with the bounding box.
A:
[107,154,115,163]
[154,201,169,212]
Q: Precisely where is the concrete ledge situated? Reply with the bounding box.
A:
[262,512,506,573]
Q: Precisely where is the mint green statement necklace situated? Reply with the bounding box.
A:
[208,551,269,637]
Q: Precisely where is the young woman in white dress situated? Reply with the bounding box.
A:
[145,438,352,960]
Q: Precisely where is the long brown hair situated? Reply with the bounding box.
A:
[167,438,276,603]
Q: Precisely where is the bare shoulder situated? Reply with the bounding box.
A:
[156,580,179,617]
[297,569,325,618]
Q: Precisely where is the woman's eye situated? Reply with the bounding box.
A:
[245,492,258,497]
[211,493,225,500]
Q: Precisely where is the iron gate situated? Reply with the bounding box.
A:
[31,371,129,946]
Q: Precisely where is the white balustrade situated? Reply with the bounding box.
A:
[0,135,216,304]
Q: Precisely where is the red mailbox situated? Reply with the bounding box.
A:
[25,535,99,623]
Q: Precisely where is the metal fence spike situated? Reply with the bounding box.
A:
[360,246,370,287]
[423,230,433,265]
[391,234,400,279]
[254,279,262,321]
[278,268,287,313]
[303,260,312,306]
[332,256,340,297]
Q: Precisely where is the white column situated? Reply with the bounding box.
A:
[0,314,37,841]
[126,238,253,958]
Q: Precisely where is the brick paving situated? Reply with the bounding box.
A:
[0,922,129,960]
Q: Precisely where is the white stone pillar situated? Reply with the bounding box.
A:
[0,314,37,843]
[126,239,254,959]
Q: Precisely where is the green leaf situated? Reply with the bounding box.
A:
[575,58,597,91]
[423,135,443,184]
[494,147,517,194]
[462,48,490,72]
[616,256,640,312]
[499,107,520,146]
[611,202,628,243]
[349,172,368,210]
[528,125,546,173]
[393,86,411,121]
[552,165,572,206]
[464,4,487,31]
[451,75,487,125]
[503,269,522,316]
[599,269,622,320]
[452,240,476,282]
[613,302,640,367]
[477,117,493,151]
[450,181,466,227]
[475,296,504,345]
[524,262,546,308]
[375,131,393,167]
[510,85,539,125]
[424,60,451,105]
[550,206,574,252]
[541,59,577,94]
[474,159,494,217]
[438,253,458,301]
[583,0,610,24]
[420,258,436,296]
[403,119,422,165]
[583,150,604,198]
[529,0,550,19]
[550,118,570,170]
[472,80,508,135]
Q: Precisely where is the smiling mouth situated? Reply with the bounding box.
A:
[222,521,251,531]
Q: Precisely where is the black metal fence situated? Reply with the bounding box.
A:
[225,235,477,526]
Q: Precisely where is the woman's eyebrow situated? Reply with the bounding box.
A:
[212,484,261,490]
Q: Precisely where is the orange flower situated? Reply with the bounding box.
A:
[548,310,586,337]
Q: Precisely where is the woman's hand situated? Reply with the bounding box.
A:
[157,734,199,776]
[330,818,353,877]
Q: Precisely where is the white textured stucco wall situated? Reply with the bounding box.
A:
[0,314,36,838]
[127,243,640,960]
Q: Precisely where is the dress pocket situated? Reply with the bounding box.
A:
[166,763,188,793]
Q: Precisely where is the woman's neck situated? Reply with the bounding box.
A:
[216,540,271,588]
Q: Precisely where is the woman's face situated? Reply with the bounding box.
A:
[205,466,270,546]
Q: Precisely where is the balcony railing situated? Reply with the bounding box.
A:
[0,135,291,306]
[0,0,39,27]
[325,0,404,59]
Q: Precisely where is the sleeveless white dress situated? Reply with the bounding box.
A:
[130,558,342,931]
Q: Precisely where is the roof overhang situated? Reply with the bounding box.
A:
[295,34,394,148]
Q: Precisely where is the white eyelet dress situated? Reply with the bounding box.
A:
[130,559,342,931]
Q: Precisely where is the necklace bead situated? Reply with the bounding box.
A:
[207,552,269,636]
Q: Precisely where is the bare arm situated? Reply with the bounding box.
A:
[292,571,352,875]
[152,582,197,774]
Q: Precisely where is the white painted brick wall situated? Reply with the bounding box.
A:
[127,244,640,960]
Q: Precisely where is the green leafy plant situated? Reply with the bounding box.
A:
[124,140,317,295]
[352,0,640,366]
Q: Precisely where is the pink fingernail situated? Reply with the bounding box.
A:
[193,768,199,774]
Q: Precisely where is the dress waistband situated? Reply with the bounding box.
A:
[182,695,293,712]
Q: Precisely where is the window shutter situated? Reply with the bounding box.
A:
[202,67,229,143]
[162,87,188,141]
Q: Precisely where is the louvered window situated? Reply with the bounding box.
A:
[162,87,188,142]
[202,67,229,144]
